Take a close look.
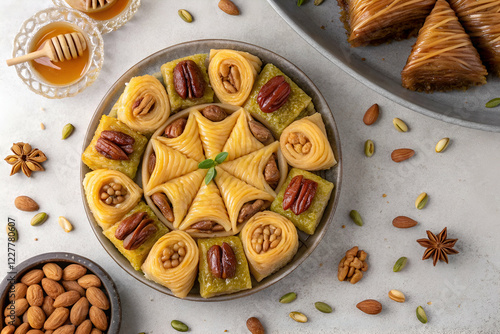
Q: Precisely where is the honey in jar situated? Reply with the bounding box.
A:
[31,22,90,86]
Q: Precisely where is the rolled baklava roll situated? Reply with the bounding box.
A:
[83,169,143,230]
[142,230,199,299]
[240,211,298,282]
[208,49,262,106]
[114,75,170,135]
[280,113,336,170]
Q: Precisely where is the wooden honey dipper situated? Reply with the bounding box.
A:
[65,0,116,13]
[6,32,87,67]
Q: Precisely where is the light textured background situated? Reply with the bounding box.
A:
[1,1,499,333]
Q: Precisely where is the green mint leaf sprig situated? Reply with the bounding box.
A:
[198,152,228,184]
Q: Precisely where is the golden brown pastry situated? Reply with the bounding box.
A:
[179,181,232,236]
[448,0,500,76]
[240,211,298,282]
[219,141,288,197]
[340,0,436,47]
[194,106,241,159]
[83,169,142,230]
[208,49,262,106]
[144,139,199,192]
[142,230,199,298]
[280,113,336,171]
[156,111,205,162]
[146,169,207,230]
[222,109,264,161]
[214,167,274,233]
[113,75,170,135]
[401,0,488,92]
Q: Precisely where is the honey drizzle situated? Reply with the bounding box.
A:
[31,23,90,86]
[87,0,130,21]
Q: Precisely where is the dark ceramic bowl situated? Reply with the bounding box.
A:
[0,252,121,333]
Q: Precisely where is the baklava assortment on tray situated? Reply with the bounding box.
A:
[337,0,500,92]
[82,48,337,298]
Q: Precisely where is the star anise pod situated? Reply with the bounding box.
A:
[4,142,47,177]
[417,227,459,266]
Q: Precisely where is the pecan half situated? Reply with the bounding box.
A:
[148,153,156,175]
[207,243,237,279]
[132,94,155,116]
[257,76,291,113]
[173,60,205,99]
[282,175,303,210]
[123,219,157,250]
[95,138,129,160]
[151,193,174,222]
[221,242,236,279]
[100,130,135,146]
[207,245,222,279]
[201,105,227,122]
[115,211,147,240]
[238,199,266,224]
[264,155,280,189]
[190,220,215,230]
[249,120,274,145]
[291,179,318,215]
[164,118,187,138]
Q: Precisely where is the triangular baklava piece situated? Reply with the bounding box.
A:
[338,0,436,47]
[448,0,500,76]
[401,0,488,92]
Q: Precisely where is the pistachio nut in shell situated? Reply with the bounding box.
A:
[435,138,450,153]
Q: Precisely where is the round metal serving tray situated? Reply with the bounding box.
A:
[267,0,500,132]
[80,39,343,301]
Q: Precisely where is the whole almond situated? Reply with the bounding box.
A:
[27,306,45,329]
[77,275,101,289]
[391,148,415,162]
[52,325,75,334]
[6,315,21,326]
[363,104,379,125]
[26,284,44,307]
[9,283,27,301]
[1,325,15,334]
[13,322,30,334]
[14,196,39,212]
[86,287,109,311]
[61,281,85,297]
[41,278,65,299]
[356,299,382,315]
[392,216,418,228]
[4,298,28,317]
[89,306,107,331]
[90,329,102,334]
[42,296,55,317]
[63,265,87,281]
[43,307,69,330]
[218,0,239,15]
[53,291,81,308]
[70,297,89,326]
[22,311,28,323]
[26,330,44,334]
[75,319,92,334]
[43,263,63,281]
[21,270,44,286]
[246,317,265,334]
